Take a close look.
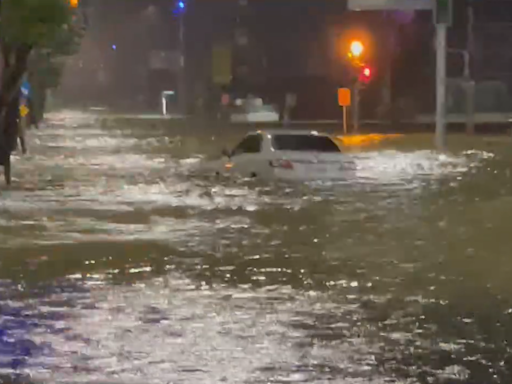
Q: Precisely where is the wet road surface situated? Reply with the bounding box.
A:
[0,111,511,383]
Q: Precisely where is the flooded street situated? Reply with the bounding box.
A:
[1,111,512,383]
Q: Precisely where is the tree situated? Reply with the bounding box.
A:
[0,0,82,185]
[27,6,84,124]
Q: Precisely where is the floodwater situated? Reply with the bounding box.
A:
[0,110,511,383]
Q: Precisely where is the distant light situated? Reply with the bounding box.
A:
[112,45,117,50]
[363,67,371,77]
[178,1,185,9]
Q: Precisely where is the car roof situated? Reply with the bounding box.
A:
[250,129,332,137]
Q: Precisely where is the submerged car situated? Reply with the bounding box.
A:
[211,130,353,181]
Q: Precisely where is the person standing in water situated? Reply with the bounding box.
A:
[17,78,32,154]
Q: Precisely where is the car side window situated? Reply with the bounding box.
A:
[232,134,262,156]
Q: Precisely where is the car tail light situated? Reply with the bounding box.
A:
[269,159,294,170]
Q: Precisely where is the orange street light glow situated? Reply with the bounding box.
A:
[349,41,364,57]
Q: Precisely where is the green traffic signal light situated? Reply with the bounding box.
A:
[435,0,452,26]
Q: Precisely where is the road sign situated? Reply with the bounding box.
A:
[20,105,29,118]
[20,80,31,97]
[347,0,432,11]
[338,88,351,135]
[212,44,232,86]
[338,88,351,107]
[434,0,452,25]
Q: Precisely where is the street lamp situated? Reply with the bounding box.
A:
[349,40,364,58]
[174,0,186,115]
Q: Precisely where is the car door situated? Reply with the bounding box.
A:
[229,134,263,177]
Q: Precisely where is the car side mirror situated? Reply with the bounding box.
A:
[221,148,231,158]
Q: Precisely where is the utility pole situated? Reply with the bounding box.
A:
[177,1,186,116]
[352,81,360,132]
[434,0,452,150]
[465,3,475,135]
[381,11,394,123]
[435,23,447,150]
[443,2,474,136]
[178,8,186,115]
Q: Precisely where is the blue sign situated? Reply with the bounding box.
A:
[20,80,31,97]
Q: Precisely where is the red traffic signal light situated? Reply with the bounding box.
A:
[359,65,372,83]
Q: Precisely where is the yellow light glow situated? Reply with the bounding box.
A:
[334,134,403,147]
[349,41,364,58]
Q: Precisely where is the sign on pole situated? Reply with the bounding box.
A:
[20,104,29,118]
[212,44,232,86]
[20,80,31,97]
[338,88,351,107]
[434,0,452,26]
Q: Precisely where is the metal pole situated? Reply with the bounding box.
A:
[382,11,393,122]
[465,4,475,135]
[353,82,360,133]
[343,106,347,134]
[178,12,186,116]
[435,23,447,150]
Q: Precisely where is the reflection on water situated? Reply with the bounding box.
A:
[0,110,511,383]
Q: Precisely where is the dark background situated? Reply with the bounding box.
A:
[56,0,512,119]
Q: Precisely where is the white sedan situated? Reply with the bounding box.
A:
[209,130,353,181]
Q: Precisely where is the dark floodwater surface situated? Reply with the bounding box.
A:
[0,111,511,384]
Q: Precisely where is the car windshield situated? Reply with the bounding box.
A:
[271,134,341,153]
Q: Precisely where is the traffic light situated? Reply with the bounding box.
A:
[69,0,79,8]
[435,0,452,26]
[359,65,372,84]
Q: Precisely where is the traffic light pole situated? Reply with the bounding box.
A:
[435,23,447,150]
[352,81,360,133]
